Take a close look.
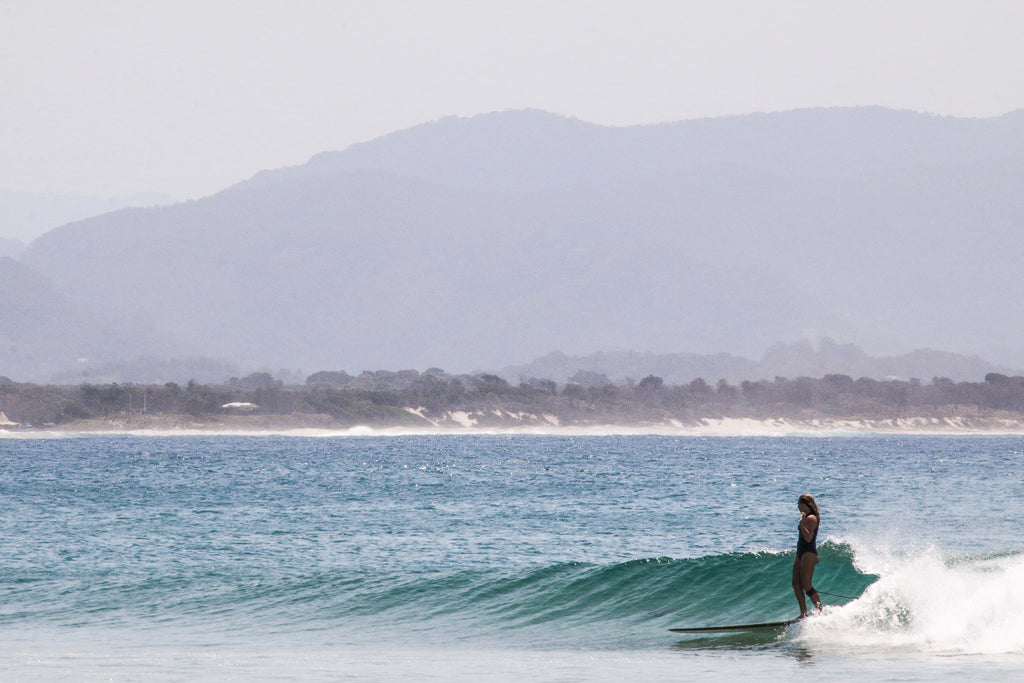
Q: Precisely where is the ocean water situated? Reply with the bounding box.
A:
[0,433,1022,680]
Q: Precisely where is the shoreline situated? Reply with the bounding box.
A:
[5,413,1024,437]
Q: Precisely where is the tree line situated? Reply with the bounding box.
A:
[2,370,1024,428]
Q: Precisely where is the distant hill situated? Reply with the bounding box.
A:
[0,190,174,243]
[14,107,1024,381]
[500,340,1015,385]
[0,257,171,380]
[0,236,24,259]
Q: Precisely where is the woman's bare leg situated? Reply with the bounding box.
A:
[799,553,822,611]
[792,556,808,616]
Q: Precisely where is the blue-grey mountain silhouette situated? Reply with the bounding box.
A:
[9,107,1024,382]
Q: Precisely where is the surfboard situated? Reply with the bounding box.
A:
[669,618,800,633]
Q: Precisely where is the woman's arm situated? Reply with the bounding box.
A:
[799,513,818,541]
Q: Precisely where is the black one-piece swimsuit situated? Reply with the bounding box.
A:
[796,518,818,558]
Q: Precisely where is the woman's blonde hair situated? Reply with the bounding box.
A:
[798,493,819,516]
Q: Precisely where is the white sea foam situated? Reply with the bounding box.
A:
[798,544,1024,655]
[4,414,1024,438]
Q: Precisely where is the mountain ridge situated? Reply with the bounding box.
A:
[9,107,1024,381]
[0,190,174,244]
[234,106,1024,195]
[500,341,1012,386]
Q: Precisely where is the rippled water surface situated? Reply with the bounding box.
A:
[0,434,1021,679]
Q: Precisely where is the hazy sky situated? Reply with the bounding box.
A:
[3,0,1023,200]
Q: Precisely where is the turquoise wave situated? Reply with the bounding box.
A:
[0,541,875,640]
[394,540,873,631]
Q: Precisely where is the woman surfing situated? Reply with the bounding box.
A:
[792,493,823,617]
